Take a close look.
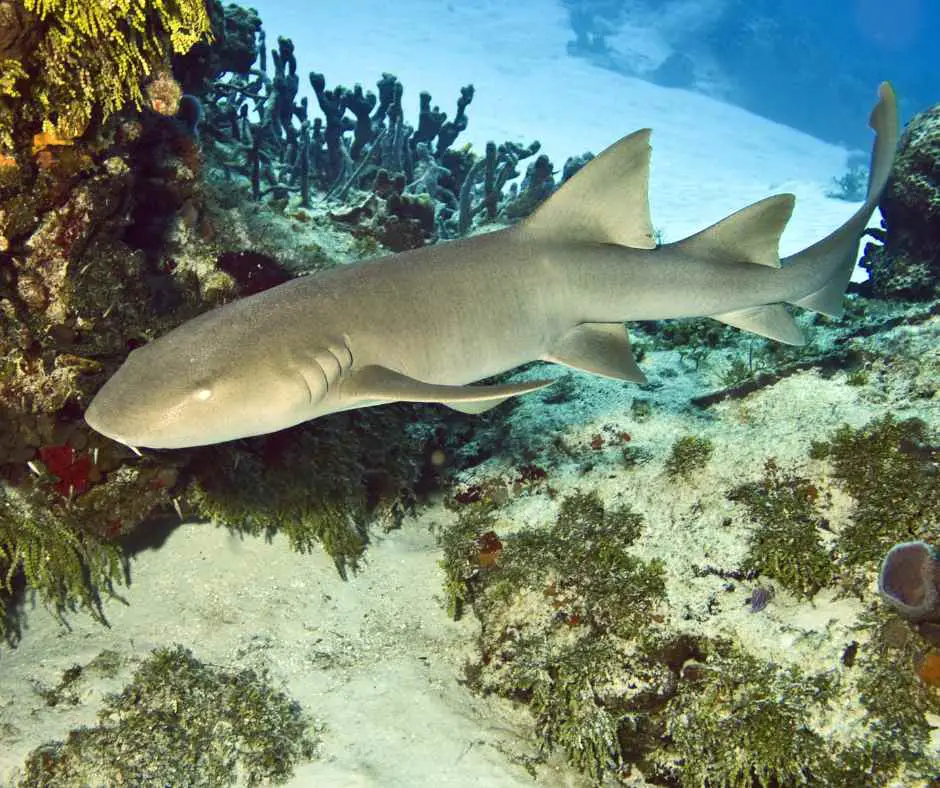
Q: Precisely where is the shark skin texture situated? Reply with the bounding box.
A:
[85,83,899,450]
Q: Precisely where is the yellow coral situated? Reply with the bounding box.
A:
[1,0,211,145]
[31,119,74,153]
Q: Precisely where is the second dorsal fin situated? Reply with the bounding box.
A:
[669,193,795,268]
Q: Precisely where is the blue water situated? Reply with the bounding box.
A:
[253,0,937,148]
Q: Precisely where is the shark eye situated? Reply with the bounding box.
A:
[194,388,213,402]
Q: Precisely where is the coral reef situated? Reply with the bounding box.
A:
[0,0,211,149]
[3,2,513,635]
[0,112,205,639]
[15,645,321,786]
[861,100,940,300]
[0,3,937,784]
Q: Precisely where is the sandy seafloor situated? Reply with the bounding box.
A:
[2,1,936,786]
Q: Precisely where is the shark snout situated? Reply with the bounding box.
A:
[84,391,142,449]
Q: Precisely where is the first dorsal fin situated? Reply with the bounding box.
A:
[522,128,656,249]
[669,193,795,268]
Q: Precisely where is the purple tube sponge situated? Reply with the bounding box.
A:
[877,541,940,621]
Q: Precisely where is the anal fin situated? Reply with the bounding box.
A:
[543,323,648,383]
[711,304,805,346]
[347,365,554,410]
[790,275,848,318]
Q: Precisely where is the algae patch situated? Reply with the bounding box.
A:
[13,645,321,787]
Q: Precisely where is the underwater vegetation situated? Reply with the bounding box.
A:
[0,0,211,149]
[185,405,436,579]
[663,435,713,479]
[14,645,321,786]
[0,460,176,642]
[436,410,940,786]
[811,415,939,570]
[728,459,834,599]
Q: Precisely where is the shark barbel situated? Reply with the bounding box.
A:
[85,83,899,450]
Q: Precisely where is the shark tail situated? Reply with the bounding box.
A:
[785,82,900,318]
[669,193,805,345]
[689,82,898,345]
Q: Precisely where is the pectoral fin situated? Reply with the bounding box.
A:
[543,323,648,383]
[346,365,555,411]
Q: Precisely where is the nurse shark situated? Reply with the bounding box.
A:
[85,83,899,450]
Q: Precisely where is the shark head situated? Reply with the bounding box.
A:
[84,309,329,449]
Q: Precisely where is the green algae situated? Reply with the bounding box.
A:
[0,481,126,642]
[728,458,834,598]
[15,645,320,787]
[811,415,939,568]
[653,643,838,787]
[664,435,713,479]
[187,407,431,579]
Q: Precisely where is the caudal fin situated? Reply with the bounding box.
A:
[787,82,900,317]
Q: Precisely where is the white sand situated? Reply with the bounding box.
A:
[0,513,583,785]
[0,1,904,784]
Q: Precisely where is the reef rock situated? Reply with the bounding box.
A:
[862,102,940,300]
